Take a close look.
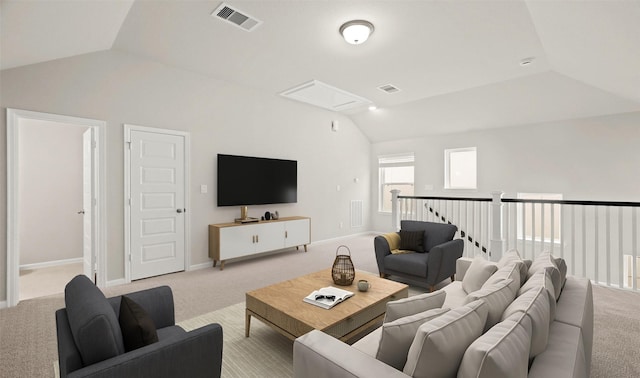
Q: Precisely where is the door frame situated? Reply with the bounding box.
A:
[123,124,191,283]
[6,108,107,307]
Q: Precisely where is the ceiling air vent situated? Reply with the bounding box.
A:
[212,3,262,32]
[280,80,372,112]
[378,84,401,94]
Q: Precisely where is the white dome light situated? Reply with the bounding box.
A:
[340,20,374,45]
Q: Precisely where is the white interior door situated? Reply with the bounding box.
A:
[129,130,186,280]
[82,129,94,281]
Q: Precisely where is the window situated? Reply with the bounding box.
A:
[444,147,477,189]
[378,154,414,213]
[516,193,562,243]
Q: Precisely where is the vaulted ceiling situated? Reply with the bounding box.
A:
[2,0,639,142]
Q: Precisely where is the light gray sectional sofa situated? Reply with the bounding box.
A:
[293,250,593,378]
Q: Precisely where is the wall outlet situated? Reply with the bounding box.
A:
[336,185,341,192]
[339,222,343,229]
[200,184,208,194]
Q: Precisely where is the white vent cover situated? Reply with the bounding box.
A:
[378,84,401,94]
[351,200,363,228]
[212,3,262,32]
[280,80,372,112]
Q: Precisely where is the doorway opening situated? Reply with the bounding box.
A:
[6,109,106,307]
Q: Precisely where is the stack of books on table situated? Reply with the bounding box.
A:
[303,286,354,309]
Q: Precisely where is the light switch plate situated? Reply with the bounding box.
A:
[200,185,208,194]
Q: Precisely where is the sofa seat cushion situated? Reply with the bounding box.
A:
[384,252,429,278]
[458,313,532,378]
[462,257,498,294]
[502,286,551,359]
[465,279,516,332]
[352,327,382,357]
[376,307,450,370]
[156,325,187,341]
[64,275,125,366]
[384,290,446,323]
[400,220,457,253]
[528,321,587,378]
[403,300,488,378]
[441,281,468,309]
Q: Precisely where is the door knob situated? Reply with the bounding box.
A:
[77,210,85,214]
[177,209,183,213]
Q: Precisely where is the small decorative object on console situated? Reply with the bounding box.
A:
[332,245,355,286]
[264,211,271,220]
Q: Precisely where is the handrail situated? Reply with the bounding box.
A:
[400,195,640,207]
[399,195,491,202]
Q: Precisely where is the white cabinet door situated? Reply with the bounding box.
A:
[256,222,285,253]
[219,224,257,259]
[285,219,310,247]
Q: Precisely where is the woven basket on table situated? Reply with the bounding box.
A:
[332,245,355,286]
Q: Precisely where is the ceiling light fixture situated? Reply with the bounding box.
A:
[340,20,374,45]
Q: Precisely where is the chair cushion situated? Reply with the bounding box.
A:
[403,300,488,378]
[376,307,450,370]
[399,230,425,252]
[384,290,446,323]
[384,252,429,278]
[465,279,516,332]
[64,275,124,366]
[528,250,562,300]
[462,257,498,294]
[458,313,532,378]
[502,286,551,359]
[400,220,457,252]
[119,295,159,352]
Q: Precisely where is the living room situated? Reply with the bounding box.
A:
[1,1,640,377]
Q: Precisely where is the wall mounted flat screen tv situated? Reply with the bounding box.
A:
[217,154,297,206]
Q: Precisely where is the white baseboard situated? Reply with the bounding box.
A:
[20,257,83,271]
[106,278,126,287]
[189,261,213,271]
[311,231,378,246]
[0,300,7,309]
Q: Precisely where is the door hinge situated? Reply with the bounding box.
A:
[129,254,132,262]
[128,198,131,206]
[126,141,132,149]
[93,198,97,206]
[92,140,97,149]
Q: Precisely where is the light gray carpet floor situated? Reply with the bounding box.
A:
[1,233,639,377]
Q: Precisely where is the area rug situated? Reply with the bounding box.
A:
[178,302,293,378]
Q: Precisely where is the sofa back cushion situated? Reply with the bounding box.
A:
[458,313,532,378]
[528,250,562,300]
[64,275,124,366]
[376,307,450,370]
[501,286,551,359]
[497,249,528,287]
[483,261,522,296]
[400,220,457,252]
[518,269,557,323]
[462,257,498,294]
[465,279,516,332]
[384,290,446,323]
[403,300,488,378]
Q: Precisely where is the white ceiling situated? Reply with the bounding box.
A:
[2,0,640,142]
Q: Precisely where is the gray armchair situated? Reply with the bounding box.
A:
[56,275,223,378]
[375,220,463,292]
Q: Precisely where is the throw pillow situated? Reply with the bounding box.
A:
[403,300,488,378]
[554,257,568,290]
[64,275,125,366]
[528,250,562,300]
[376,307,450,370]
[119,295,159,352]
[399,230,425,252]
[384,290,446,323]
[458,312,532,378]
[462,257,498,294]
[501,286,551,359]
[483,261,522,296]
[465,279,516,332]
[497,249,528,286]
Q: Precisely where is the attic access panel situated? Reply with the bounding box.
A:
[280,80,372,112]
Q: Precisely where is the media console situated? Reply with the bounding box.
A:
[208,216,311,270]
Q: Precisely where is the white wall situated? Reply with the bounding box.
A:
[0,49,372,299]
[18,119,86,265]
[371,112,640,232]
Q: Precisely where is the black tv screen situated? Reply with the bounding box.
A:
[217,154,297,206]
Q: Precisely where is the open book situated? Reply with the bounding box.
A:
[303,286,354,309]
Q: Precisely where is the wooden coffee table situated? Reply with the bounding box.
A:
[245,268,408,343]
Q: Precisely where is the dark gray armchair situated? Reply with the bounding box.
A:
[375,220,464,292]
[56,275,223,378]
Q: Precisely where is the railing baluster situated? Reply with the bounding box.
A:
[606,206,610,286]
[582,206,587,279]
[595,207,599,284]
[571,205,575,276]
[541,202,546,252]
[531,203,536,258]
[559,204,564,259]
[633,208,637,291]
[522,202,526,258]
[550,203,555,254]
[618,207,623,288]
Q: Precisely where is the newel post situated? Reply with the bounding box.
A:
[490,191,505,262]
[391,189,401,231]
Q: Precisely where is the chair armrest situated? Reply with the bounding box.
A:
[68,324,223,378]
[108,286,175,329]
[294,330,409,378]
[425,239,464,286]
[56,309,84,377]
[455,257,474,281]
[374,235,393,275]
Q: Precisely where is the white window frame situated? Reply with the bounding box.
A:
[444,147,477,190]
[378,153,415,213]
